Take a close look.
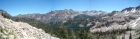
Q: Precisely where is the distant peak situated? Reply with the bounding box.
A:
[0,9,5,12]
[136,5,140,10]
[111,10,119,13]
[121,7,136,12]
[121,5,140,12]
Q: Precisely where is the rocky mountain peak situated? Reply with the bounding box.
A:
[121,5,140,12]
[121,7,136,12]
[111,11,119,13]
[16,9,108,24]
[90,5,140,33]
[136,5,140,10]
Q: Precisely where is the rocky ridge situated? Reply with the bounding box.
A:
[16,9,108,24]
[90,5,140,32]
[0,10,59,39]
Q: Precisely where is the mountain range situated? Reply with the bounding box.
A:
[16,9,108,24]
[0,5,140,39]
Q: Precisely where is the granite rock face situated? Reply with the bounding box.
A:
[89,5,140,32]
[0,11,59,39]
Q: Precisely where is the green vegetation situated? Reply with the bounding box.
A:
[1,11,11,19]
[64,19,89,26]
[12,17,60,33]
[0,26,2,39]
[2,10,140,39]
[129,32,132,39]
[93,28,132,36]
[90,27,133,39]
[51,24,90,39]
[112,35,117,39]
[59,24,69,39]
[122,32,125,39]
[122,36,125,39]
[63,17,96,26]
[70,30,76,39]
[137,36,140,39]
[15,18,19,22]
[3,14,135,39]
[10,17,136,39]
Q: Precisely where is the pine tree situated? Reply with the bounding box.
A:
[97,35,99,39]
[122,36,125,39]
[129,32,132,39]
[127,26,129,30]
[60,24,69,39]
[15,18,19,22]
[70,30,76,39]
[112,35,117,39]
[137,36,140,39]
[1,11,11,19]
[122,32,125,39]
[79,28,87,39]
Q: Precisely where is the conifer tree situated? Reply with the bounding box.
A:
[112,35,117,39]
[79,28,88,39]
[97,35,99,39]
[129,32,132,39]
[70,30,76,39]
[137,36,140,39]
[15,18,19,22]
[122,32,125,39]
[60,24,69,39]
[122,36,125,39]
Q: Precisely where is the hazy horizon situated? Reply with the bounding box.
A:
[0,0,140,16]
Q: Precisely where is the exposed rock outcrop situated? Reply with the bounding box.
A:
[0,11,59,39]
[90,5,140,32]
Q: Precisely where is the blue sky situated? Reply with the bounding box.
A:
[0,0,139,16]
